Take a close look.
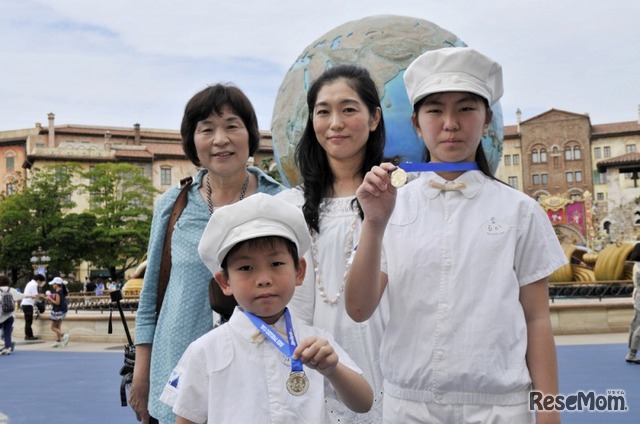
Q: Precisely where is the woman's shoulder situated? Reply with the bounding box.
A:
[275,186,304,206]
[249,166,285,195]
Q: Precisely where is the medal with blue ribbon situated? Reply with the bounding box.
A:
[244,308,309,396]
[390,162,479,187]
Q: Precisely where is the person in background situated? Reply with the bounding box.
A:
[130,83,283,424]
[20,273,46,340]
[345,47,566,423]
[85,278,96,295]
[626,243,640,364]
[46,277,69,348]
[162,193,372,423]
[278,64,387,423]
[1,275,25,355]
[95,280,105,296]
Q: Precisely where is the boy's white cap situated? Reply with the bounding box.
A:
[198,193,311,274]
[403,46,503,106]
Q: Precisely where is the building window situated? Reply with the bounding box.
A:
[532,174,540,185]
[161,168,172,186]
[594,147,601,159]
[573,147,581,160]
[531,150,539,164]
[504,155,511,166]
[566,172,574,183]
[540,149,548,163]
[604,146,611,158]
[575,171,582,182]
[565,147,573,160]
[598,172,607,184]
[596,192,605,201]
[6,183,15,195]
[541,173,549,185]
[513,154,520,165]
[508,176,518,189]
[626,144,637,153]
[6,156,14,171]
[570,193,581,201]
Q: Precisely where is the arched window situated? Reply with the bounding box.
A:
[565,146,573,160]
[531,149,539,163]
[540,148,548,163]
[573,147,581,160]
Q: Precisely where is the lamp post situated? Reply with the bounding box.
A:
[30,247,51,278]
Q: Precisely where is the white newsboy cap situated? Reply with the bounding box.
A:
[198,193,311,274]
[403,46,503,106]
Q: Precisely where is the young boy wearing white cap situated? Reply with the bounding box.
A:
[345,47,566,423]
[161,193,373,424]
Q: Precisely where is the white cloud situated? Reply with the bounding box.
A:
[1,0,639,132]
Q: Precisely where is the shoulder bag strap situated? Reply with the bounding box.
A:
[156,176,194,316]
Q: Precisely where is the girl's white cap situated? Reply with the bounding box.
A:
[403,46,503,106]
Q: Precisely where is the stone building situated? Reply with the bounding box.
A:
[0,113,276,212]
[497,107,640,244]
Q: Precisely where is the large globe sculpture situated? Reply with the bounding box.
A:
[271,15,504,187]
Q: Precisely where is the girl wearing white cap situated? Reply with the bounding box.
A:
[278,64,387,423]
[345,47,566,423]
[47,277,69,347]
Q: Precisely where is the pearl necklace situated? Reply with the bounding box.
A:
[206,172,249,214]
[310,208,358,305]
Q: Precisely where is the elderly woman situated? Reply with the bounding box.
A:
[130,84,283,424]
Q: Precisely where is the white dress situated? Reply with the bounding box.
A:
[278,188,388,423]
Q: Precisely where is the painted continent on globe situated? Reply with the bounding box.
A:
[271,15,504,187]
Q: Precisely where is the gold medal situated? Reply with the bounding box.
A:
[390,168,407,188]
[286,371,309,396]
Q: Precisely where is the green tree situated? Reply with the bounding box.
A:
[82,163,158,279]
[0,164,82,281]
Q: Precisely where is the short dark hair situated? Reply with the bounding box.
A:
[180,84,261,166]
[220,236,300,275]
[0,275,10,287]
[34,274,45,282]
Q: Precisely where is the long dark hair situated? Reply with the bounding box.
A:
[295,65,386,233]
[414,93,499,181]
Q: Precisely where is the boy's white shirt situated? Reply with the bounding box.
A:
[161,307,362,424]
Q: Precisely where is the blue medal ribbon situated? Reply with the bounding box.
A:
[244,308,303,373]
[398,162,479,172]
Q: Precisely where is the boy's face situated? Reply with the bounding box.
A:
[214,239,306,324]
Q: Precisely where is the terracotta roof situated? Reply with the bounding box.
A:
[596,152,640,172]
[503,125,519,137]
[591,121,640,138]
[146,143,186,157]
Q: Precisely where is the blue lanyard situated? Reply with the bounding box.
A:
[398,162,479,172]
[244,308,303,372]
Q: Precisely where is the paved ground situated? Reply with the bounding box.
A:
[1,333,638,423]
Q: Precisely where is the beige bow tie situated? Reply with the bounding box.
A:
[428,180,467,191]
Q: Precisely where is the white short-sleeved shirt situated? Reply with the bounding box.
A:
[21,280,39,307]
[380,171,567,405]
[161,307,362,424]
[278,188,387,422]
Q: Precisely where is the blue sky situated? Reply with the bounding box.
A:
[1,0,639,132]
